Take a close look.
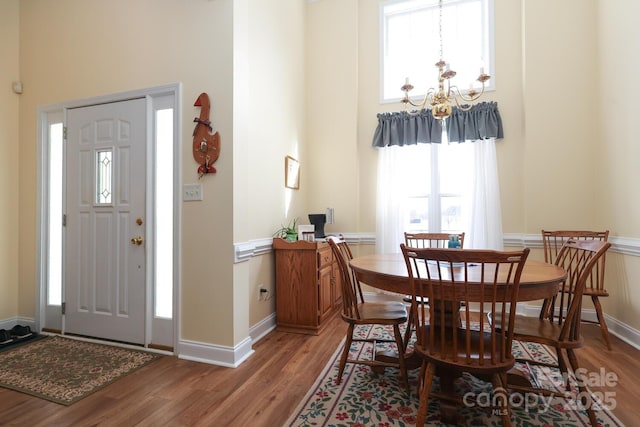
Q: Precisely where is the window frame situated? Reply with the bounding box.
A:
[401,140,471,234]
[379,0,495,104]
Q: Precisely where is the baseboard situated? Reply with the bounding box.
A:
[39,319,257,364]
[178,335,255,368]
[363,291,406,303]
[2,314,266,368]
[0,316,36,331]
[249,313,277,343]
[174,314,282,367]
[587,309,640,351]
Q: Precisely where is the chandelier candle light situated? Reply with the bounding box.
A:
[401,0,490,123]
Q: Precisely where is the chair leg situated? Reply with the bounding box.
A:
[591,295,612,350]
[416,357,427,398]
[337,324,355,385]
[392,324,409,393]
[492,373,512,427]
[554,347,570,390]
[403,306,413,352]
[416,362,435,427]
[539,297,552,320]
[566,349,599,426]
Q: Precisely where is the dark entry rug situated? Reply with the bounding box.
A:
[0,333,46,353]
[0,335,160,405]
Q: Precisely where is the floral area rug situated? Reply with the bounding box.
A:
[286,324,624,426]
[0,335,160,405]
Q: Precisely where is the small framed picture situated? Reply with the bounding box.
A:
[285,155,300,189]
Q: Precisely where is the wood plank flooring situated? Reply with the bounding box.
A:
[0,313,636,426]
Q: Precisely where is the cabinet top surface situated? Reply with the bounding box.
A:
[273,238,328,251]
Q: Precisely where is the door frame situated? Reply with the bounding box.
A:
[35,83,182,351]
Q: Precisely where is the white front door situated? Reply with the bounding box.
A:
[65,98,146,344]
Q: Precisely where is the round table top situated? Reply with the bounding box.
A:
[350,253,566,301]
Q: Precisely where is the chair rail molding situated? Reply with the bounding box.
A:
[503,233,640,256]
[236,233,640,262]
[233,238,274,263]
[233,233,376,263]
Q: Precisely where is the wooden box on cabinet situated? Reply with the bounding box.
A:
[273,238,341,335]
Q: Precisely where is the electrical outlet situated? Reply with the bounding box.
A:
[258,285,269,301]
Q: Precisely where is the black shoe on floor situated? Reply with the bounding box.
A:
[0,329,12,345]
[10,325,32,340]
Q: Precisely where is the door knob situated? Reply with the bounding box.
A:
[131,236,144,246]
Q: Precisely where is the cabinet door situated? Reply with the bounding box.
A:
[318,265,333,322]
[275,246,319,330]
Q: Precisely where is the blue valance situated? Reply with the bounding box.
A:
[372,101,504,147]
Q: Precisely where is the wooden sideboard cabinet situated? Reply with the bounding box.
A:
[273,238,342,335]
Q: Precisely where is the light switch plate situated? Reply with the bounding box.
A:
[183,183,203,201]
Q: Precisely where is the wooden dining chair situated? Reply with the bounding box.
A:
[404,232,465,249]
[326,237,409,391]
[540,229,611,350]
[402,232,466,350]
[505,239,611,427]
[400,244,530,427]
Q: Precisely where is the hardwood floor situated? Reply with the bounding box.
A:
[0,313,636,426]
[577,324,638,426]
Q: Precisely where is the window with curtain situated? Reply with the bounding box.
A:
[373,102,504,253]
[398,137,471,234]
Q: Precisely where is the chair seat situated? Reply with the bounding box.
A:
[510,315,584,349]
[489,312,585,349]
[351,302,407,324]
[583,288,608,297]
[415,327,514,373]
[559,287,609,297]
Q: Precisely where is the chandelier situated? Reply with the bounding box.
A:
[400,0,490,122]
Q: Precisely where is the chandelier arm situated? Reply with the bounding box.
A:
[404,88,436,110]
[404,98,427,109]
[450,84,486,102]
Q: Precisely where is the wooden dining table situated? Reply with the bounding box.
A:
[349,252,567,423]
[350,253,566,302]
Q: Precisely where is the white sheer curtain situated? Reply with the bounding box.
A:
[375,144,416,254]
[375,138,503,253]
[466,138,504,250]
